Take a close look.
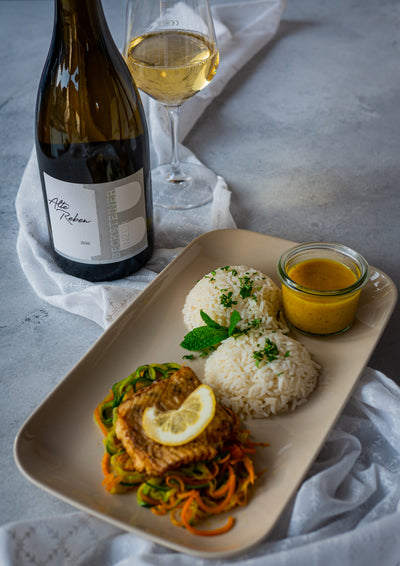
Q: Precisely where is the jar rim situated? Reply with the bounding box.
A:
[277,242,369,297]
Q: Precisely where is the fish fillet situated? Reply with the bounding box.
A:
[115,366,239,476]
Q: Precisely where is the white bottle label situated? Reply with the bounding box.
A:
[44,170,148,264]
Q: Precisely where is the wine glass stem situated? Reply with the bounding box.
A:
[166,105,187,183]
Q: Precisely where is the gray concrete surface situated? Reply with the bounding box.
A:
[1,0,399,526]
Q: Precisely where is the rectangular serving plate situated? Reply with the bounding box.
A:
[14,229,397,559]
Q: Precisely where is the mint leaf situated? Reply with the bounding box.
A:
[180,326,228,351]
[200,310,225,330]
[180,310,244,353]
[228,310,242,336]
[180,310,242,352]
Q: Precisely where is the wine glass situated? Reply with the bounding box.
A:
[124,0,219,210]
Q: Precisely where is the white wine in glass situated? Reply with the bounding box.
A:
[124,0,219,210]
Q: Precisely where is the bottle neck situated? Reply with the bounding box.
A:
[55,0,110,44]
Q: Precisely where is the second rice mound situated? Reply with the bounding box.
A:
[204,330,319,418]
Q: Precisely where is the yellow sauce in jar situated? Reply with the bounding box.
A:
[281,258,361,335]
[289,259,357,290]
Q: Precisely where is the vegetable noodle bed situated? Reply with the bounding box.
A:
[94,363,268,537]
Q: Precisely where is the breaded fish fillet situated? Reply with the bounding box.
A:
[115,366,239,476]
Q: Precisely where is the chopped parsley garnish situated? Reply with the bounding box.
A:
[253,338,280,367]
[239,275,254,299]
[253,350,264,366]
[249,318,261,329]
[220,291,237,308]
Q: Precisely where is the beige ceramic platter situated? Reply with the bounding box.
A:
[14,229,397,559]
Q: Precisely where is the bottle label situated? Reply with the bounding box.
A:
[43,170,148,264]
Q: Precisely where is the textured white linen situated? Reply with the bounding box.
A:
[16,151,234,328]
[2,368,400,565]
[15,0,286,329]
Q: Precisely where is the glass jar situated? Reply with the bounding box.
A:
[277,242,369,336]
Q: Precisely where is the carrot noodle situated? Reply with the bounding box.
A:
[141,492,161,506]
[243,456,256,483]
[101,452,111,476]
[181,495,236,537]
[94,363,268,536]
[170,507,184,527]
[165,474,186,492]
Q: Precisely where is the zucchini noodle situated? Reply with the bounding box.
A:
[94,362,268,536]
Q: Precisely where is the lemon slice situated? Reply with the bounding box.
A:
[142,384,216,446]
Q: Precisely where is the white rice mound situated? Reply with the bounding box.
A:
[204,330,319,418]
[182,265,287,333]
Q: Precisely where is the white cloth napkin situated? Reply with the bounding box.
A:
[15,0,287,329]
[2,367,400,566]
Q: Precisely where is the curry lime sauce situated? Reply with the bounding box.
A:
[282,258,361,335]
[288,258,357,291]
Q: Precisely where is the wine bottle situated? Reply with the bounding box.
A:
[35,0,153,282]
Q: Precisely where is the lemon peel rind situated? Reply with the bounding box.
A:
[142,384,216,446]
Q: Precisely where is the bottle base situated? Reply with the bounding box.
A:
[53,247,153,282]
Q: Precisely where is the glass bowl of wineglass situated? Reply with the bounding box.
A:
[124,0,219,210]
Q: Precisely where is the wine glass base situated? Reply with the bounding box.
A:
[152,163,217,210]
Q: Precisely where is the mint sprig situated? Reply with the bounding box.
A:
[180,310,242,352]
